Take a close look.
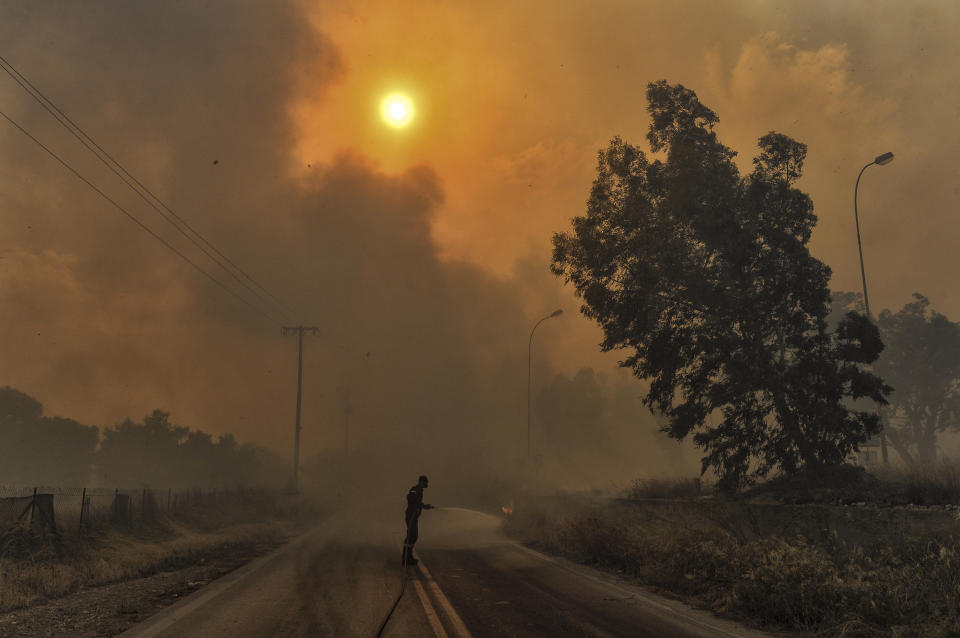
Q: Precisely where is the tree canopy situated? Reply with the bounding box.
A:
[551,81,889,489]
[876,294,960,465]
[0,386,98,485]
[98,409,271,488]
[0,387,281,488]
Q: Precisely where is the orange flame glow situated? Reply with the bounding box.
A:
[501,500,514,516]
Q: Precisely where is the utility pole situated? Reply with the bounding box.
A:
[283,325,319,492]
[343,386,352,456]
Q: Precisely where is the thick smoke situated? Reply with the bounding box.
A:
[11,1,954,490]
[0,1,681,492]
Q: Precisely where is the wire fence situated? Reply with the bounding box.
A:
[0,485,283,547]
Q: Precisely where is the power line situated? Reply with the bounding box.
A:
[0,53,299,322]
[0,53,296,322]
[0,107,282,326]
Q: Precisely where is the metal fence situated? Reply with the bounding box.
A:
[0,485,280,543]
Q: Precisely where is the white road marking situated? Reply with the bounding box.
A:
[416,561,476,638]
[411,577,450,638]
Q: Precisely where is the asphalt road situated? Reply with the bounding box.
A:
[119,505,772,638]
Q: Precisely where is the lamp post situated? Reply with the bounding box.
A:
[527,309,563,462]
[853,151,894,464]
[854,151,894,318]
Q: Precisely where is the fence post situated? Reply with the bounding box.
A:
[79,487,86,534]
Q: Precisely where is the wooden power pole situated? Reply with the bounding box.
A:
[283,325,319,491]
[343,386,352,456]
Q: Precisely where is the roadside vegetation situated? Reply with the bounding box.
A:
[537,79,960,635]
[0,490,314,613]
[507,467,960,637]
[0,385,315,613]
[0,521,290,612]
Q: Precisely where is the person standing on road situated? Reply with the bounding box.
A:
[402,474,433,566]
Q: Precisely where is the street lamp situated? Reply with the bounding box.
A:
[527,309,563,462]
[853,151,894,464]
[853,151,894,318]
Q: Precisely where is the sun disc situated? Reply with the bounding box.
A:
[382,93,414,127]
[389,102,407,120]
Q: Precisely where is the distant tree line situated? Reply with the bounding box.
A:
[878,294,960,465]
[833,291,960,467]
[0,386,284,487]
[0,388,97,486]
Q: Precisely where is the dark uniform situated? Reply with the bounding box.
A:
[402,475,432,565]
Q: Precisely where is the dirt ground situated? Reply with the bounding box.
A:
[0,536,283,638]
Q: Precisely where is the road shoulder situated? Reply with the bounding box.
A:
[0,534,285,638]
[507,540,784,638]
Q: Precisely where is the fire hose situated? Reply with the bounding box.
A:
[377,505,439,637]
[374,543,410,638]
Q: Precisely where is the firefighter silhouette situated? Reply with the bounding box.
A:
[402,474,433,565]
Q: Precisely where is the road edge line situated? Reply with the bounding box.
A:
[411,576,451,638]
[416,561,475,638]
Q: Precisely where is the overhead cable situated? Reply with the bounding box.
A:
[0,107,282,326]
[0,53,299,322]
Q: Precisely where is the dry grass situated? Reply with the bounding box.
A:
[0,490,323,613]
[747,461,960,507]
[506,484,960,637]
[873,462,960,506]
[0,520,294,612]
[626,477,704,500]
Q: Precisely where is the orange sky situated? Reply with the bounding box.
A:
[295,0,959,313]
[1,1,958,476]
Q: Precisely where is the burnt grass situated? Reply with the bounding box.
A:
[506,466,960,638]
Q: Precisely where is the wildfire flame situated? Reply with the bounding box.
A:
[501,500,514,516]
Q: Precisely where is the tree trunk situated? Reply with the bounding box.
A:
[918,417,938,465]
[885,427,917,467]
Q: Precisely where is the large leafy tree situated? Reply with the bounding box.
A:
[551,81,889,490]
[876,294,960,466]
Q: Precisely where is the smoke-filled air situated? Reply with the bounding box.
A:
[3,4,960,635]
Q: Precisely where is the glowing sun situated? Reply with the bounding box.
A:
[382,93,414,127]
